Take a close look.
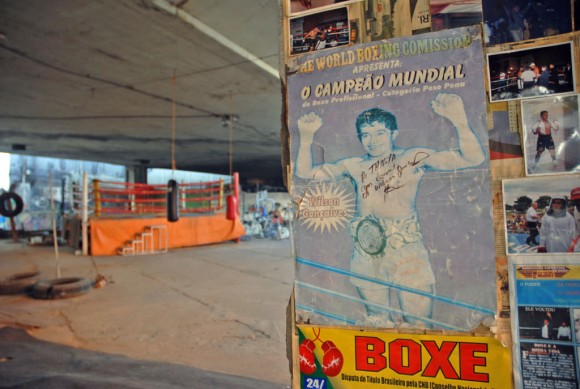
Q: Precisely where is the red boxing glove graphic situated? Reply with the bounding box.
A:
[321,340,343,377]
[299,339,317,375]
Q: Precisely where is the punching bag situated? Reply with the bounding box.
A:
[167,179,179,222]
[226,195,237,220]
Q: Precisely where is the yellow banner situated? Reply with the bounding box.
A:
[297,326,512,389]
[515,265,580,280]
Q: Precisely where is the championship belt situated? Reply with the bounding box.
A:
[355,218,386,256]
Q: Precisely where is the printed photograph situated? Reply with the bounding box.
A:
[289,7,350,55]
[503,175,580,255]
[518,306,572,341]
[288,0,361,15]
[482,0,572,45]
[521,95,580,175]
[430,0,483,32]
[487,42,575,102]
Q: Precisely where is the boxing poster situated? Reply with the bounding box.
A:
[288,26,496,331]
[509,255,580,389]
[297,325,512,389]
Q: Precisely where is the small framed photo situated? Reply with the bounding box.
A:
[522,94,580,175]
[289,7,350,56]
[288,0,362,16]
[502,175,580,255]
[482,0,572,46]
[487,42,575,103]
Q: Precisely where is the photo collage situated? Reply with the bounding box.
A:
[282,1,580,388]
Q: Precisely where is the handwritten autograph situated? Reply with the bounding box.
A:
[360,151,430,199]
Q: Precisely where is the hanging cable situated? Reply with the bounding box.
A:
[229,92,234,177]
[171,71,177,172]
[167,71,180,222]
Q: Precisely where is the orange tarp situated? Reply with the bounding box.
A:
[90,214,245,256]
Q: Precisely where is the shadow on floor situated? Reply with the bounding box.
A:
[0,327,287,389]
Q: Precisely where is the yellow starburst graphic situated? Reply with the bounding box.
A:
[298,184,355,233]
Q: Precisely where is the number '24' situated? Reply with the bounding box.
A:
[305,377,325,389]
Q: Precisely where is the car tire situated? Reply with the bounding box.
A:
[32,277,93,300]
[0,192,24,218]
[0,271,42,295]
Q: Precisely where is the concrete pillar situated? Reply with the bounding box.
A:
[126,165,148,184]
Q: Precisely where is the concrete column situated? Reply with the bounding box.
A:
[126,165,147,184]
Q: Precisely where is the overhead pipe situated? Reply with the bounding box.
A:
[152,0,280,79]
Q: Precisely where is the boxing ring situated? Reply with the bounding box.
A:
[74,173,244,256]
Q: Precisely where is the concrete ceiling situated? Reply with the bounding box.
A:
[0,0,285,186]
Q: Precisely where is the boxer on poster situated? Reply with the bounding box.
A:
[295,93,485,326]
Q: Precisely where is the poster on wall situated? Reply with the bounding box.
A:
[288,26,496,331]
[361,0,431,41]
[430,0,482,32]
[521,94,580,175]
[297,325,512,389]
[290,7,351,56]
[509,255,580,389]
[482,0,572,46]
[486,42,575,103]
[502,175,580,255]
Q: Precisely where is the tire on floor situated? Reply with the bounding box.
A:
[32,277,93,299]
[0,271,42,295]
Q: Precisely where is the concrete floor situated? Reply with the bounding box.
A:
[0,237,294,385]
